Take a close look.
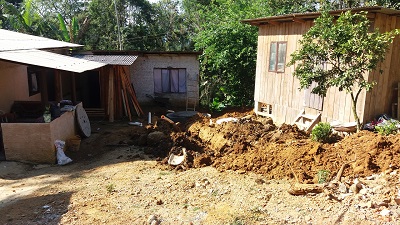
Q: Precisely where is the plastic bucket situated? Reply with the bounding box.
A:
[66,135,81,152]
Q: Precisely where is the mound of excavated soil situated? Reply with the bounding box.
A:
[152,109,400,183]
[76,108,400,184]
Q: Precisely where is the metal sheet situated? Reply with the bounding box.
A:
[0,29,81,51]
[242,6,400,26]
[74,55,138,65]
[0,49,106,73]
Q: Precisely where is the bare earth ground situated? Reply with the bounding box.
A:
[1,106,400,224]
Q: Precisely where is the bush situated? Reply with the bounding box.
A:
[311,122,332,143]
[375,121,399,136]
[317,169,330,184]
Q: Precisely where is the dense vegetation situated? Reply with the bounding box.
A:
[1,0,399,109]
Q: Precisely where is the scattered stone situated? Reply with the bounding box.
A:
[156,199,163,205]
[359,201,373,208]
[147,215,158,225]
[338,183,348,193]
[338,193,352,200]
[255,178,265,185]
[380,209,391,217]
[394,198,400,205]
[349,183,359,194]
[359,188,368,195]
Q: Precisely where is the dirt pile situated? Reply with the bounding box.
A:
[79,108,400,184]
[140,109,400,183]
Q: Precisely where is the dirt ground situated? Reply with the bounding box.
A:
[1,106,400,224]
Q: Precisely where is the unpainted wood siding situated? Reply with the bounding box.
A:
[254,21,357,124]
[254,13,400,125]
[363,14,400,122]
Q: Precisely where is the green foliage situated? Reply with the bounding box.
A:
[106,183,115,193]
[317,169,330,183]
[288,11,400,130]
[311,122,332,143]
[375,121,399,135]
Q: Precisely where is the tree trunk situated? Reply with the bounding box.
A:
[350,91,362,131]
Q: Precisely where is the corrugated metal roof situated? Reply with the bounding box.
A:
[0,49,105,73]
[242,6,400,26]
[0,29,82,51]
[74,54,138,65]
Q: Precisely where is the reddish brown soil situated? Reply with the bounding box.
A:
[172,110,399,183]
[81,107,400,184]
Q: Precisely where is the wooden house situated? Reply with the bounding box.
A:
[242,6,400,130]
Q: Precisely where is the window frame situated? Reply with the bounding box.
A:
[27,66,40,96]
[153,67,187,94]
[268,41,287,73]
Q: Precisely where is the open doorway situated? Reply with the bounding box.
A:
[76,70,101,108]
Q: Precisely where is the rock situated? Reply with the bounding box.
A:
[359,188,368,195]
[255,178,265,185]
[380,209,391,217]
[394,198,400,205]
[338,193,352,200]
[147,215,157,225]
[359,201,373,208]
[349,183,359,194]
[338,183,348,193]
[150,220,159,225]
[147,132,166,146]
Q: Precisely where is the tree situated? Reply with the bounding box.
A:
[287,11,399,130]
[1,0,49,35]
[184,0,319,109]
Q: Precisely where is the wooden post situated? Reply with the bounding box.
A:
[108,68,114,122]
[397,82,400,119]
[54,70,62,102]
[71,72,77,103]
[39,70,48,105]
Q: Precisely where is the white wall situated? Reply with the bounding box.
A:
[131,54,200,107]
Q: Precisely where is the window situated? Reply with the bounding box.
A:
[268,42,287,73]
[27,67,40,96]
[153,68,186,93]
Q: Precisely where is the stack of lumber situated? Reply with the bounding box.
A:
[105,66,144,122]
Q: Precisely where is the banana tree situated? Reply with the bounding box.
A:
[2,0,47,35]
[57,13,79,43]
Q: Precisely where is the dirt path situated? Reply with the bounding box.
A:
[1,146,399,224]
[1,109,400,224]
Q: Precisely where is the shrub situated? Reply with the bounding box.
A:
[311,122,332,143]
[375,121,399,136]
[317,170,330,184]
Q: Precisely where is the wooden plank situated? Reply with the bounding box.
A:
[364,13,385,122]
[71,72,77,103]
[108,67,114,122]
[54,69,62,102]
[398,82,400,119]
[39,71,48,105]
[373,14,390,116]
[381,16,397,114]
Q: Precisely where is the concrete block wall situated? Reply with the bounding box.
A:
[131,53,200,108]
